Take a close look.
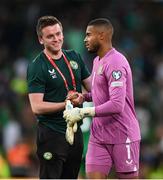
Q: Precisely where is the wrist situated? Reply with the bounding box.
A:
[80,107,95,117]
[64,100,67,109]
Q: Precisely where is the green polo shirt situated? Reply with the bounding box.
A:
[27,49,90,134]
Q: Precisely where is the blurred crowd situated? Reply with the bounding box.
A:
[0,0,163,178]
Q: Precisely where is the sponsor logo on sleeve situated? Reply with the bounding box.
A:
[112,70,122,80]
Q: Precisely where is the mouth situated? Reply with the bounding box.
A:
[85,43,89,48]
[52,43,61,47]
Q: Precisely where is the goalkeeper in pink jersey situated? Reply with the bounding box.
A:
[64,18,141,179]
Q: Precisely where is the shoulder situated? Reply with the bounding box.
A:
[27,52,46,73]
[111,48,127,61]
[63,49,83,64]
[29,52,44,66]
[63,49,79,57]
[109,48,129,66]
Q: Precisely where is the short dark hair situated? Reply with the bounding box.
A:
[88,18,113,31]
[36,16,62,37]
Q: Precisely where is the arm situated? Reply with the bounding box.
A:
[27,60,66,115]
[95,84,125,116]
[64,80,125,123]
[78,52,92,101]
[82,76,92,102]
[29,93,65,115]
[64,58,128,122]
[95,64,127,116]
[82,76,91,92]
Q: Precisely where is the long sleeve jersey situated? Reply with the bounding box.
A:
[89,48,141,144]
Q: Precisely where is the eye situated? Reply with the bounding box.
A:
[56,32,61,36]
[47,35,53,39]
[86,33,90,37]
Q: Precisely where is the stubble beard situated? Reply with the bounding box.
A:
[88,43,99,54]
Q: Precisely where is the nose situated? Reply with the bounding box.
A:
[53,36,58,41]
[52,35,60,41]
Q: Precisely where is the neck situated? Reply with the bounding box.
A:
[97,44,112,59]
[44,49,62,60]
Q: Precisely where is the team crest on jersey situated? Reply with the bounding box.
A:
[112,70,122,80]
[43,152,53,160]
[48,69,57,79]
[70,60,78,70]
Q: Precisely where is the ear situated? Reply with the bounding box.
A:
[99,31,105,40]
[38,36,43,45]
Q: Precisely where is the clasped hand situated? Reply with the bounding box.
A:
[64,91,84,125]
[66,91,84,107]
[64,91,95,145]
[64,92,84,145]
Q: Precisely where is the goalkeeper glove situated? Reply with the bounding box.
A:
[65,122,77,145]
[65,100,78,145]
[80,107,95,117]
[63,107,95,124]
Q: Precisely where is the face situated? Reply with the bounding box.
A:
[39,23,64,54]
[84,25,101,53]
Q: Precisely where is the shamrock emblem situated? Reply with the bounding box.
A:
[43,152,53,160]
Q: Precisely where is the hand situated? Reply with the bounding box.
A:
[71,93,84,106]
[67,91,78,100]
[67,92,84,107]
[63,107,82,124]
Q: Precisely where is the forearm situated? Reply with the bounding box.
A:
[95,83,126,117]
[29,93,66,114]
[30,101,66,115]
[32,101,66,115]
[95,98,125,117]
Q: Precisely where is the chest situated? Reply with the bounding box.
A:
[92,62,108,88]
[44,58,81,90]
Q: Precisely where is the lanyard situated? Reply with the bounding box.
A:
[44,51,76,92]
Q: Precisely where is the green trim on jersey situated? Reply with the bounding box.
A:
[27,49,90,134]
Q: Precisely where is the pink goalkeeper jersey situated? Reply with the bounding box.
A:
[89,48,141,144]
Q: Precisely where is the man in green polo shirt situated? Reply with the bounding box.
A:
[26,16,90,179]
